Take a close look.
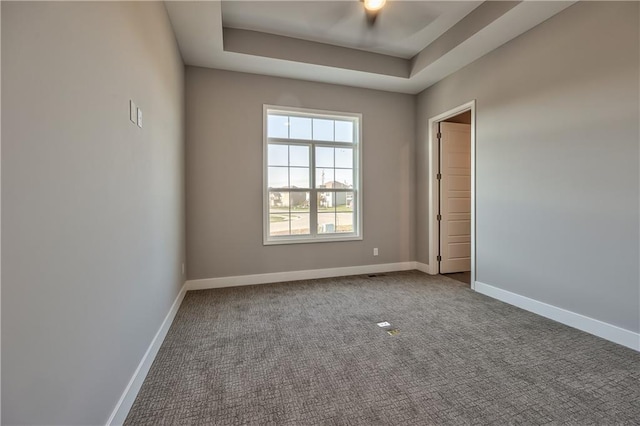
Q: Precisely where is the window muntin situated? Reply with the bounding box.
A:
[264,106,362,244]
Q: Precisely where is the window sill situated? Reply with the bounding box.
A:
[263,234,363,246]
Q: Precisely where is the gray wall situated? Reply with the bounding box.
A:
[416,1,639,332]
[186,68,415,280]
[2,2,185,424]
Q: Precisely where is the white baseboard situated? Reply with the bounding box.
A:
[186,262,417,291]
[474,281,640,352]
[106,283,187,426]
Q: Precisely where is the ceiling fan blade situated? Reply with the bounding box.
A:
[365,9,379,27]
[376,2,438,41]
[355,15,380,49]
[303,1,359,34]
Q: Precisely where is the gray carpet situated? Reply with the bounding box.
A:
[441,272,471,286]
[125,271,640,425]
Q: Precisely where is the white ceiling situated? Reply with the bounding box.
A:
[221,1,483,59]
[165,1,576,94]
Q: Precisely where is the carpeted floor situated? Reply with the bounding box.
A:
[125,271,640,425]
[441,271,471,285]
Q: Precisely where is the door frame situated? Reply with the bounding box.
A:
[427,100,476,288]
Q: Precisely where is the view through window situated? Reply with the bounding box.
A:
[264,106,362,244]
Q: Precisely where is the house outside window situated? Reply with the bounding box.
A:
[263,105,362,244]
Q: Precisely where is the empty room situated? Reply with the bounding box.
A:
[2,1,639,425]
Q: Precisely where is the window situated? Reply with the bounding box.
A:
[263,105,362,244]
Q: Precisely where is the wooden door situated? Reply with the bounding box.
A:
[439,122,471,273]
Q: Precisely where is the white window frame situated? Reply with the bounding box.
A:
[263,105,363,245]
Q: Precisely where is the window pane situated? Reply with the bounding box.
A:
[290,192,310,210]
[268,144,288,166]
[269,191,290,211]
[290,167,310,188]
[336,212,354,233]
[288,192,308,212]
[335,148,353,168]
[336,191,354,233]
[290,192,310,235]
[317,191,336,234]
[291,214,310,235]
[269,190,291,236]
[268,115,288,139]
[290,117,312,140]
[318,191,335,212]
[318,213,336,234]
[334,191,351,211]
[335,120,353,143]
[315,147,334,168]
[344,192,354,212]
[316,168,334,188]
[334,168,353,187]
[289,145,309,167]
[268,167,288,188]
[313,119,334,141]
[269,214,291,236]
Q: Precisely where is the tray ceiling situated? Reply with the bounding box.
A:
[165,1,576,94]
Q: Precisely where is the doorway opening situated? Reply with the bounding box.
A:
[427,101,475,288]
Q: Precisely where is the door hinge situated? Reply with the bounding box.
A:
[436,173,442,180]
[437,132,442,139]
[437,255,442,261]
[437,214,442,221]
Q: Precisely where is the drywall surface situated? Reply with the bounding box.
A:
[186,68,415,279]
[416,1,639,332]
[2,2,185,424]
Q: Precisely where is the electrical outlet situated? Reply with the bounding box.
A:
[373,248,379,256]
[137,107,143,128]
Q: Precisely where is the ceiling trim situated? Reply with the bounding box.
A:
[411,1,519,74]
[165,1,576,94]
[224,28,410,78]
